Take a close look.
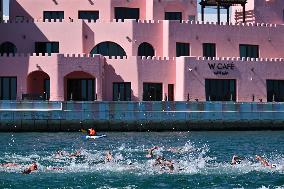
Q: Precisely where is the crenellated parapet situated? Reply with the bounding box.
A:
[205,56,284,62]
[0,18,280,28]
[183,56,284,63]
[1,53,284,63]
[0,18,82,24]
[0,53,102,59]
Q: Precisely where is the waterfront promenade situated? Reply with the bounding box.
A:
[0,101,284,131]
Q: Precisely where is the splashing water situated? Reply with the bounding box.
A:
[0,131,284,188]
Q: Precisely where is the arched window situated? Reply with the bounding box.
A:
[0,42,17,55]
[138,42,155,57]
[90,41,126,57]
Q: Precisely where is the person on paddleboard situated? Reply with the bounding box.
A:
[88,128,96,136]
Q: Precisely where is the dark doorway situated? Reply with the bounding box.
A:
[205,79,236,101]
[143,83,163,101]
[113,82,131,101]
[26,71,50,100]
[67,79,95,101]
[267,80,284,102]
[168,84,174,101]
[0,77,17,100]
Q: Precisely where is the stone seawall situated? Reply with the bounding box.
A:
[0,101,284,131]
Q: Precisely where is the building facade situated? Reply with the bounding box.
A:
[0,0,284,102]
[0,0,3,22]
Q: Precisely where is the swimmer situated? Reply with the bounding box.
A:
[153,156,174,172]
[105,151,113,162]
[54,150,67,158]
[146,146,159,158]
[69,150,81,158]
[255,155,275,168]
[22,162,38,174]
[162,160,174,172]
[154,156,164,166]
[0,163,19,168]
[231,155,242,165]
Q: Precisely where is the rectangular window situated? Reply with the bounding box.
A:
[113,82,131,101]
[35,42,59,54]
[168,84,174,101]
[267,80,284,102]
[176,42,190,57]
[203,43,216,58]
[67,79,95,101]
[43,11,64,20]
[165,12,182,21]
[0,77,17,100]
[239,44,259,58]
[143,83,163,101]
[78,11,99,21]
[114,7,140,21]
[205,79,236,101]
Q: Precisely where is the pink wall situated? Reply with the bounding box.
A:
[133,20,164,57]
[104,56,176,101]
[10,0,111,21]
[2,19,284,59]
[167,21,284,58]
[231,0,284,24]
[177,56,284,102]
[110,0,147,20]
[152,0,197,21]
[83,20,134,55]
[27,71,49,95]
[0,20,83,54]
[1,54,284,102]
[0,54,104,101]
[10,0,197,21]
[254,0,284,24]
[2,0,284,103]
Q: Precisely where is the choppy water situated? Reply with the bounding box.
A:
[0,131,284,189]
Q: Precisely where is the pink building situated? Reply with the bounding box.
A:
[0,0,3,21]
[0,0,284,103]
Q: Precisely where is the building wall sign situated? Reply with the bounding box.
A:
[208,62,235,75]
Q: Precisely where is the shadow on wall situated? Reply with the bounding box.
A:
[1,2,55,100]
[104,63,139,101]
[9,0,33,20]
[82,21,95,54]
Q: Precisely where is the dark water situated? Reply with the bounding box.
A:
[0,131,283,189]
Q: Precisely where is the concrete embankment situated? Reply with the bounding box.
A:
[0,101,284,131]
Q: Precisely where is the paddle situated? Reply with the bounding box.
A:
[80,129,87,133]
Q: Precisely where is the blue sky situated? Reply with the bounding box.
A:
[3,0,9,15]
